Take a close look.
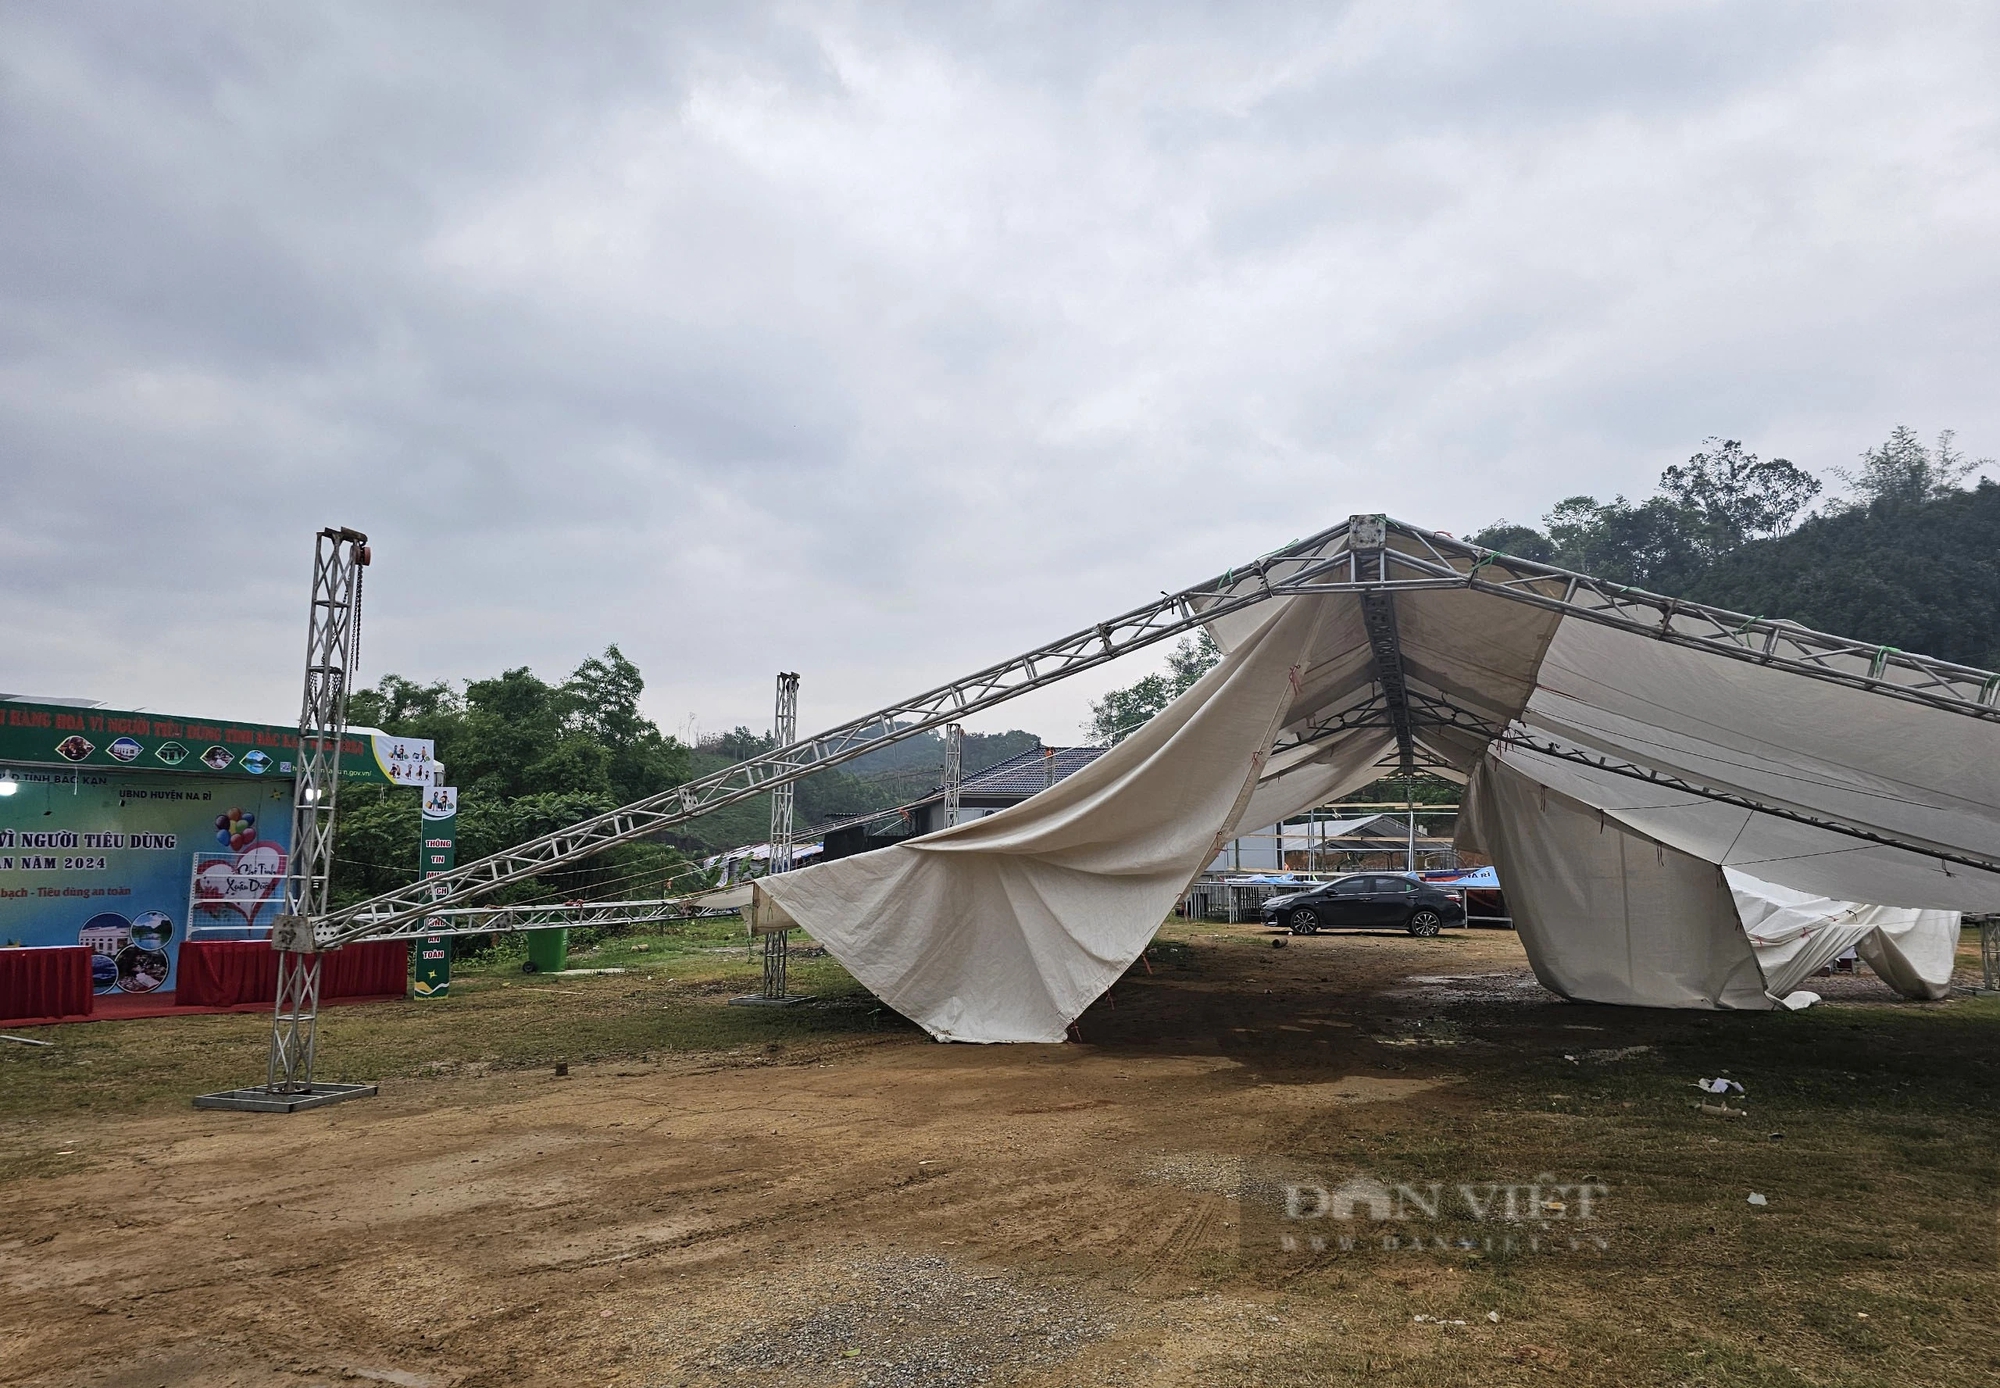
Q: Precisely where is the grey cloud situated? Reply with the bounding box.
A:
[2,2,1997,741]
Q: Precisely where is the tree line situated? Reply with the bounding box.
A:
[331,646,1047,905]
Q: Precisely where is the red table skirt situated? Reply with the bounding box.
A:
[175,939,408,1008]
[0,946,94,1024]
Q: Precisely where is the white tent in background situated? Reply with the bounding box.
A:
[738,518,1999,1040]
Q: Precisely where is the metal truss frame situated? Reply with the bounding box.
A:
[269,528,368,1090]
[355,896,710,939]
[311,520,1376,945]
[198,527,373,1113]
[313,514,2000,948]
[757,673,803,1001]
[1361,684,2000,880]
[1268,519,2000,722]
[1359,594,1415,771]
[942,723,963,829]
[768,674,800,876]
[1262,678,2000,879]
[1490,727,2000,878]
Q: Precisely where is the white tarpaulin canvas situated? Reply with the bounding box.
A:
[752,524,1999,1039]
[1726,870,1959,1002]
[758,598,1334,1041]
[1457,755,1963,1009]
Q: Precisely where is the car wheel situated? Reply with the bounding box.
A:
[1407,909,1443,938]
[1287,907,1320,935]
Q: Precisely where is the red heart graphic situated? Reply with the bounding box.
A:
[193,844,289,927]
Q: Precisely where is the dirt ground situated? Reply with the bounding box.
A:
[2,923,1996,1388]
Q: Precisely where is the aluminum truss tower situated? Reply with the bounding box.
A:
[197,527,375,1113]
[308,515,2000,958]
[942,723,963,829]
[735,673,806,1005]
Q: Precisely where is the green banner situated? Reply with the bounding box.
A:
[413,785,456,998]
[0,699,423,786]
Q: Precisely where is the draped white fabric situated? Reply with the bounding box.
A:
[1727,870,1959,1002]
[756,598,1329,1041]
[1460,755,1771,1009]
[753,543,1995,1038]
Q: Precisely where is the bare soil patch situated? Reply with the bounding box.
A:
[1,923,1994,1387]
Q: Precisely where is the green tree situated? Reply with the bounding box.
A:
[1659,437,1820,550]
[1086,632,1221,742]
[1471,436,1819,589]
[330,646,693,909]
[1833,426,1990,508]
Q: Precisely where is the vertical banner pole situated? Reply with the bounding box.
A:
[414,775,457,998]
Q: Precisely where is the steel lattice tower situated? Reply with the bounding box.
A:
[759,673,801,1000]
[198,526,375,1112]
[942,723,963,828]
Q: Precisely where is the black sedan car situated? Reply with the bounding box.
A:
[1260,873,1466,937]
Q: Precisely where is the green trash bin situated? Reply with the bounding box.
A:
[524,927,569,974]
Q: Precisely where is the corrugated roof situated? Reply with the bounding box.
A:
[942,745,1106,800]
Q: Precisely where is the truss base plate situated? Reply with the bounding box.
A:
[727,994,816,1008]
[193,1083,378,1113]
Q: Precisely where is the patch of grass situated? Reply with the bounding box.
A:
[0,918,912,1127]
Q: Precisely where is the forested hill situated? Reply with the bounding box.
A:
[1468,430,2000,673]
[1686,481,2000,669]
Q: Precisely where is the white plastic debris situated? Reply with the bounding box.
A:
[1747,1192,1768,1207]
[1696,1078,1745,1095]
[1487,1310,1502,1323]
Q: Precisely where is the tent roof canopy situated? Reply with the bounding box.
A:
[1189,517,2000,913]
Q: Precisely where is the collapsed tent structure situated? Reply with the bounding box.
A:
[752,519,1995,1037]
[334,516,2000,1045]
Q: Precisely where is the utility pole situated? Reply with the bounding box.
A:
[942,723,963,828]
[197,527,377,1112]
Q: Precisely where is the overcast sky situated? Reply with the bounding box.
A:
[4,2,1997,745]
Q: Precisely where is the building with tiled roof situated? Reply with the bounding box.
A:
[904,745,1104,835]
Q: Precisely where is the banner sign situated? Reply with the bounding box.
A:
[1,768,294,993]
[413,784,456,998]
[0,699,418,786]
[365,733,438,788]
